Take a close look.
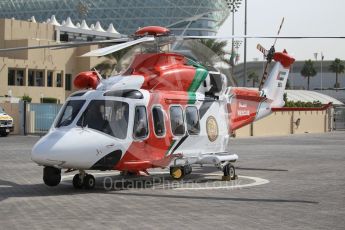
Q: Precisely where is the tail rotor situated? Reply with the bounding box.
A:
[258,17,285,90]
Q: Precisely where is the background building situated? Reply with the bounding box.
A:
[0,18,107,103]
[0,0,229,36]
[233,61,345,105]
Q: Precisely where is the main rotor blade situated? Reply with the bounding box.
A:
[81,37,155,57]
[273,17,285,46]
[182,35,345,39]
[0,38,129,52]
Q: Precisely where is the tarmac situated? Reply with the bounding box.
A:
[0,132,345,230]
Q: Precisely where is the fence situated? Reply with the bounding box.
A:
[25,102,62,135]
[334,106,345,130]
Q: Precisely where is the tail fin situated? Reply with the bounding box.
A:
[261,50,295,107]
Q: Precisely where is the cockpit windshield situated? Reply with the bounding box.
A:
[77,100,129,139]
[56,100,85,128]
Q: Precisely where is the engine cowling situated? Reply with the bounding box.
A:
[74,71,100,89]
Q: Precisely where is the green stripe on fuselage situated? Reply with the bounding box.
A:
[188,68,208,93]
[165,140,176,156]
[187,92,196,104]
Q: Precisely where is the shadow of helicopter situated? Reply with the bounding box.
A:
[0,169,317,205]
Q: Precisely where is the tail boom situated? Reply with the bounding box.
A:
[227,49,295,132]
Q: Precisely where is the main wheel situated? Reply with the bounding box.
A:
[43,166,61,186]
[84,174,96,189]
[184,165,192,175]
[222,163,236,181]
[72,174,84,189]
[170,166,184,180]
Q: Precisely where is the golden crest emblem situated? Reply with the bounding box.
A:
[206,116,218,142]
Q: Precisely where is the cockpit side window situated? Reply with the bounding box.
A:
[56,100,85,128]
[133,106,149,140]
[77,100,129,139]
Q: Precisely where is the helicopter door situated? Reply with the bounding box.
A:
[133,106,149,140]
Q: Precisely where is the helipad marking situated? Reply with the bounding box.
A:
[173,175,269,190]
[61,172,269,190]
[0,185,12,188]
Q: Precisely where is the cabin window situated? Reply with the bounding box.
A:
[170,106,185,136]
[185,106,200,135]
[152,106,165,137]
[133,106,149,139]
[77,100,129,139]
[56,100,86,128]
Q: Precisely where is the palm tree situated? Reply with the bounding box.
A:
[247,71,259,87]
[199,39,230,65]
[329,58,345,88]
[300,60,317,90]
[93,47,132,78]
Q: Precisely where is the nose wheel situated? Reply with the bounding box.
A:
[72,171,96,189]
[43,166,61,186]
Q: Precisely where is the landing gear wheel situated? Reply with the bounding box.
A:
[170,166,184,180]
[72,174,84,189]
[84,174,96,189]
[184,165,192,175]
[222,163,236,181]
[43,166,61,186]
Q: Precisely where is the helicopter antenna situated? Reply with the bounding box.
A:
[258,17,285,91]
[93,68,103,80]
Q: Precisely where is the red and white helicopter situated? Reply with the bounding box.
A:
[2,23,340,189]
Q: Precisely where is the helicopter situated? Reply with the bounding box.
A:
[2,23,339,189]
[18,24,296,189]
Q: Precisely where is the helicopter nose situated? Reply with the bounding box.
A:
[31,131,66,166]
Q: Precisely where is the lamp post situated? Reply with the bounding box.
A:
[243,0,247,87]
[314,52,318,91]
[321,52,324,91]
[226,0,242,71]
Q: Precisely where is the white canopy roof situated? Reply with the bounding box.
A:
[285,90,344,105]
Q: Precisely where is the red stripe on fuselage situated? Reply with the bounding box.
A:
[228,88,265,131]
[115,91,190,172]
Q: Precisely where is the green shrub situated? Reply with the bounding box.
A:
[22,94,32,103]
[41,97,58,104]
[284,99,323,108]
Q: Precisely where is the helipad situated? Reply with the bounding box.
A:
[61,171,270,191]
[0,132,344,229]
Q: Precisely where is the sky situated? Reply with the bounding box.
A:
[218,0,345,62]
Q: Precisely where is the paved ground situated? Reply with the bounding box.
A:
[0,132,345,230]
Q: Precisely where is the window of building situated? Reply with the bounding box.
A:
[185,106,200,135]
[56,73,62,87]
[28,70,35,86]
[16,69,25,86]
[47,71,53,87]
[170,106,185,136]
[8,69,25,86]
[133,106,148,139]
[152,106,165,137]
[8,69,15,86]
[35,70,44,87]
[65,74,72,91]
